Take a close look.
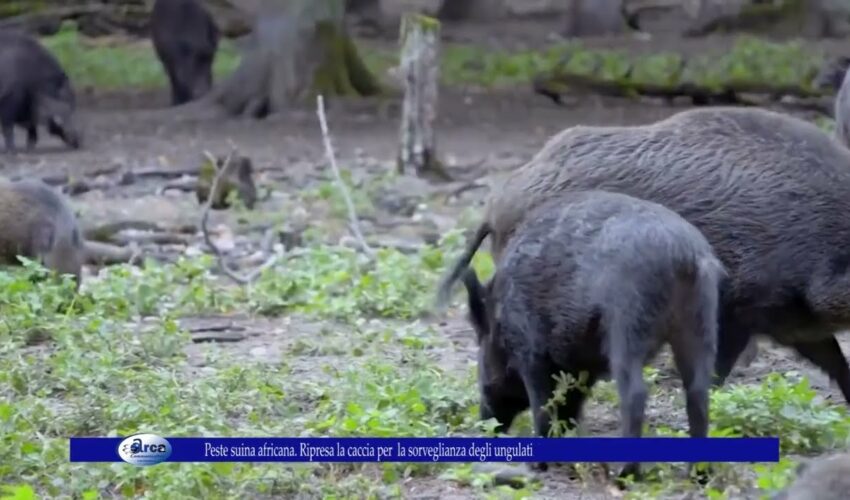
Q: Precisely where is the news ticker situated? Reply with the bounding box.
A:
[70,435,780,466]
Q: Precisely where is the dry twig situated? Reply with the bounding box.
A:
[316,95,375,259]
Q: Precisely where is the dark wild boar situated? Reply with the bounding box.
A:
[439,106,850,407]
[0,31,82,152]
[462,190,724,481]
[151,0,220,106]
[0,178,85,288]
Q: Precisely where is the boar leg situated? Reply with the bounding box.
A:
[25,123,38,150]
[792,338,850,405]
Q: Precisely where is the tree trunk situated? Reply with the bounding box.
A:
[211,0,381,118]
[345,0,386,36]
[397,13,449,181]
[438,0,475,21]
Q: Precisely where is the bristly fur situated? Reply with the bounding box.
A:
[0,179,85,287]
[438,106,850,405]
[460,190,724,480]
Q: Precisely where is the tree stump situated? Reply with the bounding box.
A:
[196,153,258,210]
[397,13,449,181]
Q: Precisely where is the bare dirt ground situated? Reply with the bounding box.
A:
[5,20,850,499]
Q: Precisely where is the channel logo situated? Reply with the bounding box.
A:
[117,433,172,466]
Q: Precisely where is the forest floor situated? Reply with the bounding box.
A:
[2,17,850,500]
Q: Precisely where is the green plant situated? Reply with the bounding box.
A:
[753,458,799,499]
[711,372,850,453]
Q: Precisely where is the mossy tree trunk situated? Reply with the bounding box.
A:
[211,0,381,118]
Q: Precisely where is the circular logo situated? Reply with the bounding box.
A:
[117,433,172,466]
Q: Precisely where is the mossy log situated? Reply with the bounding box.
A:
[533,43,831,109]
[534,70,828,106]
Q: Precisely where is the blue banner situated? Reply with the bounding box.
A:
[70,435,780,466]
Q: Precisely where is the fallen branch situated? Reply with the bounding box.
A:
[199,146,278,285]
[533,48,831,110]
[63,179,117,197]
[316,95,375,259]
[83,240,141,266]
[111,232,193,247]
[120,167,201,185]
[84,220,193,243]
[158,178,199,195]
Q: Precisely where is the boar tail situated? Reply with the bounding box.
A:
[435,221,491,310]
[695,255,726,359]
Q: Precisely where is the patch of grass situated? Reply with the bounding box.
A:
[0,256,482,498]
[711,372,850,453]
[302,170,379,220]
[0,212,846,498]
[613,371,848,499]
[245,242,447,320]
[40,21,240,91]
[753,458,799,499]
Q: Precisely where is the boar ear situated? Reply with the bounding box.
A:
[461,268,490,343]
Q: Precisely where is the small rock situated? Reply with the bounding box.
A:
[184,245,204,257]
[212,225,236,252]
[249,346,268,358]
